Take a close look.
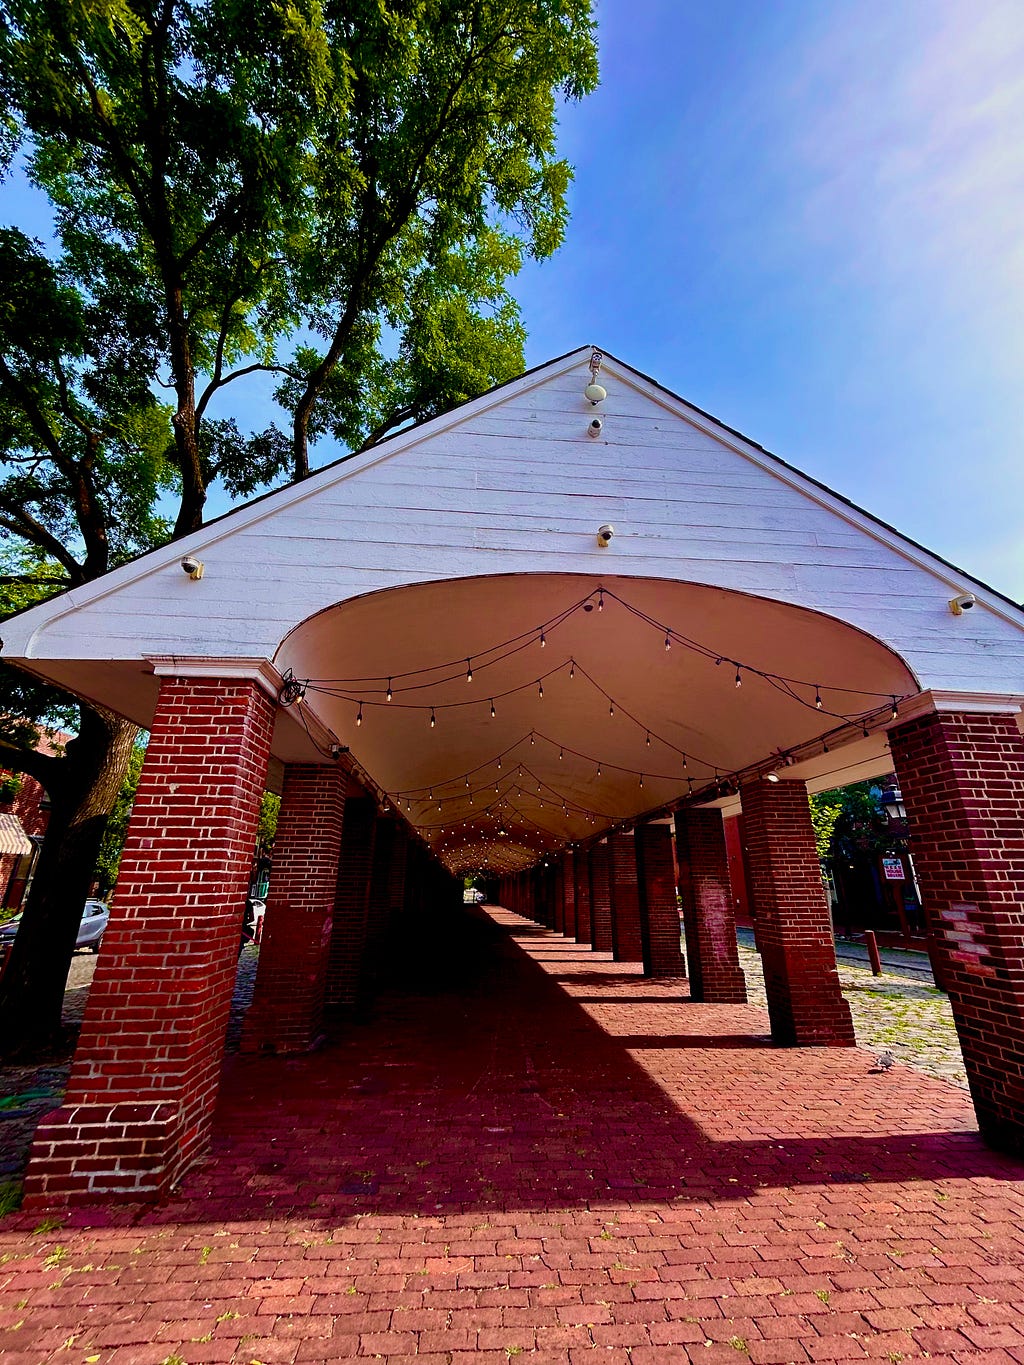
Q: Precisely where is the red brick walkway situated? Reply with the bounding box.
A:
[2,905,1023,1364]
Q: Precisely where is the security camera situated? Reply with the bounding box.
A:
[587,417,603,438]
[948,592,976,615]
[596,524,615,548]
[181,555,204,580]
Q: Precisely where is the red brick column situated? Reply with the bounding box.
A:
[589,843,613,952]
[674,808,747,1003]
[562,852,577,938]
[741,779,854,1046]
[242,763,347,1055]
[574,851,592,945]
[553,861,565,933]
[635,823,686,979]
[608,830,645,963]
[890,709,1024,1154]
[24,674,274,1203]
[325,782,377,1012]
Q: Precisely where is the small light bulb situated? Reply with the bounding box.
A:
[891,697,898,719]
[639,774,644,789]
[569,660,575,680]
[609,701,614,717]
[735,669,742,688]
[597,762,602,777]
[646,731,651,747]
[815,688,823,709]
[538,680,544,698]
[540,630,546,648]
[490,699,496,717]
[430,708,436,728]
[386,679,393,702]
[664,633,671,652]
[356,703,363,726]
[466,659,473,683]
[598,589,604,611]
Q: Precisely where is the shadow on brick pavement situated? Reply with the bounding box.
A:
[0,904,1022,1364]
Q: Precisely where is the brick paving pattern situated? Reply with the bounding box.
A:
[1,905,1022,1363]
[735,941,970,1091]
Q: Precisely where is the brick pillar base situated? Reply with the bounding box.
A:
[553,862,565,933]
[589,843,613,951]
[325,783,377,1011]
[574,852,593,945]
[24,674,274,1203]
[635,823,686,979]
[742,779,855,1047]
[608,831,645,963]
[242,763,347,1054]
[674,808,747,1003]
[891,709,1024,1155]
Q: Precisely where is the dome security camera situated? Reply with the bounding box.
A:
[948,592,976,615]
[181,555,205,580]
[587,416,603,438]
[596,524,615,548]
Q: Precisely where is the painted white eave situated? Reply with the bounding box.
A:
[3,343,1024,660]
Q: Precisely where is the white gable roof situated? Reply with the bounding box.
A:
[4,345,1023,725]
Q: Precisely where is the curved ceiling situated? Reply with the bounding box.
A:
[275,574,918,874]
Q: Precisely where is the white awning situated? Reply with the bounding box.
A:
[0,814,33,857]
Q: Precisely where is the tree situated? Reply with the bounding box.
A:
[0,229,174,1049]
[0,0,597,1049]
[93,739,146,896]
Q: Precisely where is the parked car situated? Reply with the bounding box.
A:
[0,898,109,954]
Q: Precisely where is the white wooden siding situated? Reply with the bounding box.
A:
[6,349,1024,696]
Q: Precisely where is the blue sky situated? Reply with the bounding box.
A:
[4,1,1022,599]
[515,0,1024,600]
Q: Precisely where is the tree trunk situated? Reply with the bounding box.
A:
[0,705,138,1056]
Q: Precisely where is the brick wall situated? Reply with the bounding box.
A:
[325,785,377,1012]
[562,851,577,938]
[635,823,686,979]
[23,676,274,1202]
[674,808,747,1003]
[242,763,346,1054]
[608,831,644,963]
[573,851,592,945]
[890,709,1024,1154]
[741,778,855,1046]
[589,843,613,952]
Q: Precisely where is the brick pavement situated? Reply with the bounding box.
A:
[1,904,1023,1364]
[735,942,969,1091]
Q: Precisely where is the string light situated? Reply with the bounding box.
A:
[540,629,546,648]
[538,680,544,698]
[597,588,604,611]
[815,687,823,710]
[734,668,742,689]
[430,707,436,728]
[609,700,615,717]
[356,702,363,727]
[466,659,473,683]
[646,731,651,747]
[891,697,899,720]
[386,679,393,702]
[664,632,671,651]
[639,773,644,789]
[569,660,575,680]
[490,699,496,718]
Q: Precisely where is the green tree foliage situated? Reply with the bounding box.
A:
[92,739,145,896]
[810,781,894,863]
[809,794,842,862]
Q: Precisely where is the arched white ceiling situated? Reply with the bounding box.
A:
[277,573,918,873]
